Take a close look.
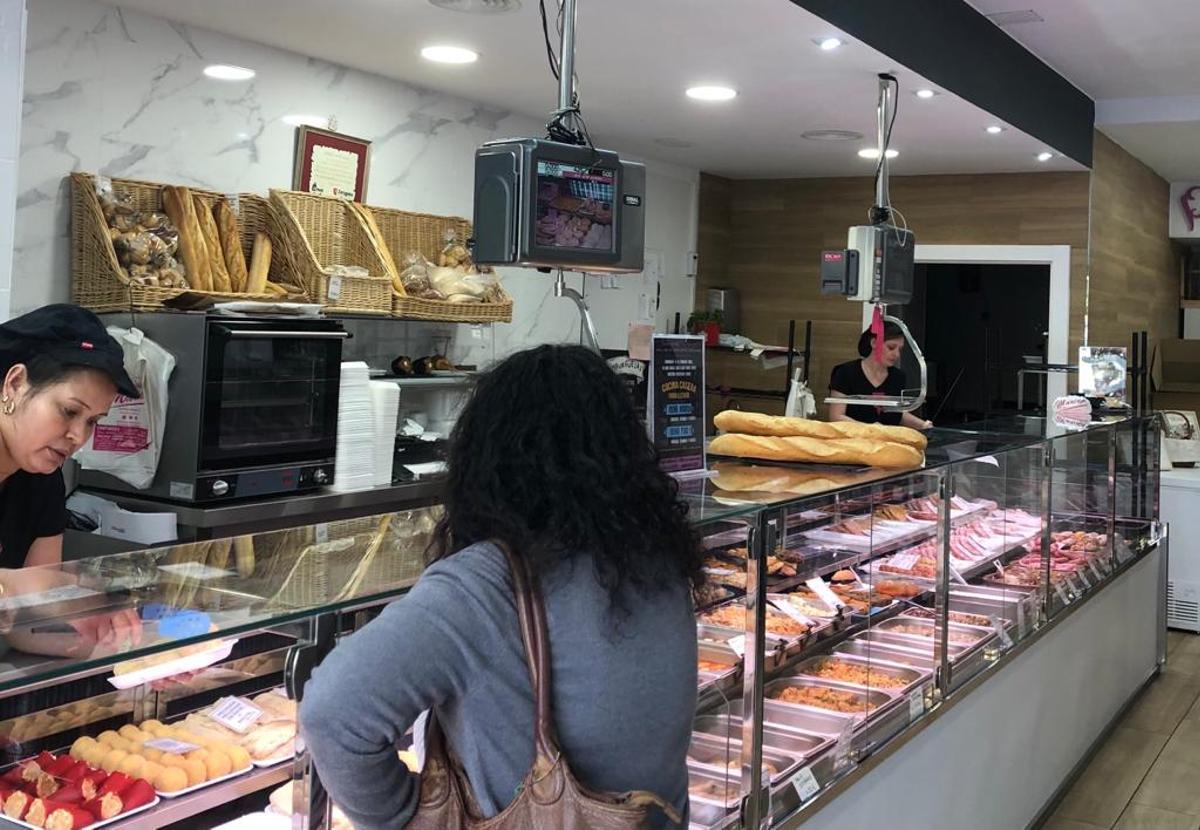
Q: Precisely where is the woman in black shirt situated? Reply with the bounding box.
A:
[829,322,932,430]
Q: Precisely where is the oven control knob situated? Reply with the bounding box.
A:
[313,468,329,485]
[211,480,230,496]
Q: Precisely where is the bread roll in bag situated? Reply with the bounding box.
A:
[710,433,923,469]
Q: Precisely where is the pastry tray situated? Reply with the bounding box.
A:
[157,764,253,799]
[2,796,160,830]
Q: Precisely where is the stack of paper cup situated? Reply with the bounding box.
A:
[369,380,400,486]
[332,362,376,492]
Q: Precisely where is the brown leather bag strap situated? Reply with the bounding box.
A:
[493,540,558,763]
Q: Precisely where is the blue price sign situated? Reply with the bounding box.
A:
[648,335,706,474]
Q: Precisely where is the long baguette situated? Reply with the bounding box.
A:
[710,433,923,469]
[715,409,927,449]
[194,195,232,292]
[247,232,272,294]
[350,203,402,293]
[711,462,867,496]
[161,186,212,291]
[214,198,248,292]
[714,410,841,440]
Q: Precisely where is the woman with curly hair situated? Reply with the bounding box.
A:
[301,345,703,829]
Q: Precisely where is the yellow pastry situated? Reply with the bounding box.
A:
[70,736,97,760]
[118,725,143,741]
[225,745,250,770]
[155,766,188,792]
[117,754,145,778]
[100,749,128,773]
[96,730,121,746]
[181,758,206,786]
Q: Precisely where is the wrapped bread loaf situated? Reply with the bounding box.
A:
[714,409,927,450]
[161,186,212,291]
[710,433,923,469]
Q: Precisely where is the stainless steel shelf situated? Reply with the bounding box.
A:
[374,374,476,389]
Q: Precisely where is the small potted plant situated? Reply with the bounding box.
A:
[687,309,724,346]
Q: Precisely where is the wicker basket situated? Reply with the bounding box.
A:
[363,204,514,323]
[269,190,393,316]
[70,173,291,313]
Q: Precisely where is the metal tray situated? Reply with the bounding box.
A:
[698,642,741,697]
[833,638,939,672]
[693,714,834,763]
[872,616,994,649]
[791,653,930,699]
[688,767,743,810]
[763,676,898,724]
[687,732,801,785]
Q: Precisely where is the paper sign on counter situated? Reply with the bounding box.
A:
[210,696,264,734]
[806,578,844,609]
[792,766,820,802]
[908,689,925,722]
[327,275,343,301]
[888,552,921,573]
[727,635,746,658]
[144,737,200,754]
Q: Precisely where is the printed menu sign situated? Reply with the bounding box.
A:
[648,335,706,475]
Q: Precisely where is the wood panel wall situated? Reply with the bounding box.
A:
[697,169,1092,416]
[1088,131,1180,351]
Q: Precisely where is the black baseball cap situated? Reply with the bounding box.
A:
[0,304,140,398]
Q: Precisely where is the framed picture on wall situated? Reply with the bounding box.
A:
[292,126,371,201]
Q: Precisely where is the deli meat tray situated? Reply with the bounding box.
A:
[802,496,997,552]
[867,518,1044,583]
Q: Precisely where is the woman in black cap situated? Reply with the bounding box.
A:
[0,304,138,569]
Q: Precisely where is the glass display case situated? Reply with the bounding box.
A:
[0,417,1162,830]
[691,414,1163,830]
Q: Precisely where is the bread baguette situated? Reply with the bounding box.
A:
[213,198,248,292]
[161,186,212,291]
[247,232,271,294]
[826,419,928,450]
[193,195,232,291]
[710,433,923,469]
[715,409,927,449]
[714,410,841,440]
[711,462,866,496]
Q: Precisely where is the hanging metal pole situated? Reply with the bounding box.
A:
[874,74,896,219]
[558,0,578,112]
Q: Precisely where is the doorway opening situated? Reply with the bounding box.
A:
[899,263,1050,424]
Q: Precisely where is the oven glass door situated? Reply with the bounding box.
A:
[200,323,342,471]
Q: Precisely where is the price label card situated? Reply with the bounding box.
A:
[990,615,1014,649]
[210,696,264,734]
[1088,558,1105,582]
[806,577,844,609]
[727,635,746,658]
[225,193,242,217]
[833,718,855,768]
[1054,581,1071,606]
[144,737,200,755]
[768,599,814,629]
[1115,539,1133,564]
[993,559,1005,577]
[889,552,921,573]
[1075,568,1093,591]
[792,766,820,802]
[948,564,968,585]
[315,523,329,544]
[327,274,343,301]
[908,688,925,722]
[1016,598,1027,639]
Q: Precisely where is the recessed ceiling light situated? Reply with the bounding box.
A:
[801,129,864,142]
[420,45,479,64]
[813,37,844,51]
[282,114,330,128]
[204,64,255,81]
[686,85,737,102]
[1036,151,1054,162]
[428,0,520,11]
[858,148,899,159]
[915,89,937,99]
[986,125,1005,134]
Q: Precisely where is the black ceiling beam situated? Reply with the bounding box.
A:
[790,0,1095,168]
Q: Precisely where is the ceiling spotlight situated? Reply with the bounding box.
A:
[818,37,844,51]
[915,89,937,99]
[986,125,1005,134]
[203,64,255,81]
[420,45,479,64]
[686,85,737,102]
[1036,151,1054,162]
[858,148,899,159]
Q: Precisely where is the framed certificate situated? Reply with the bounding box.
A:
[292,126,371,201]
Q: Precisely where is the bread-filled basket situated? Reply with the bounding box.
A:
[71,173,295,312]
[268,189,394,316]
[359,203,513,323]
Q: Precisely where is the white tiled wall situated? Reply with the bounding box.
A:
[0,0,25,320]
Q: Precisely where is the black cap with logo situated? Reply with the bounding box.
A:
[0,304,139,398]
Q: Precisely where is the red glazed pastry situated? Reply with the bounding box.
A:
[91,792,123,821]
[44,756,76,777]
[119,779,154,811]
[61,762,89,784]
[34,752,57,770]
[97,772,132,797]
[4,789,31,819]
[79,772,106,801]
[44,805,95,829]
[52,783,83,805]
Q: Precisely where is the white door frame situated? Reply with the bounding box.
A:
[863,244,1072,406]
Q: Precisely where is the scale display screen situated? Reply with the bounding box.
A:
[534,161,616,251]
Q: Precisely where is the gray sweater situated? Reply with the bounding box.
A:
[300,542,696,829]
